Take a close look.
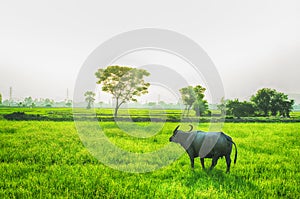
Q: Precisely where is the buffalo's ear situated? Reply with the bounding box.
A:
[173,125,180,134]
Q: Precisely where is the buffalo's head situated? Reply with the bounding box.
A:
[169,125,193,142]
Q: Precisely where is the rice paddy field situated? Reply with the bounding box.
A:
[0,107,300,198]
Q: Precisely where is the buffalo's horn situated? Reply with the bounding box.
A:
[188,124,193,132]
[173,125,180,134]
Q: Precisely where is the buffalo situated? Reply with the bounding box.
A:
[169,125,237,173]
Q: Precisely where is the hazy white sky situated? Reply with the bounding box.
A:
[1,0,300,103]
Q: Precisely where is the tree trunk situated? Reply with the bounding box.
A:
[183,105,188,117]
[114,106,119,118]
[87,101,91,109]
[187,105,192,117]
[264,109,268,117]
[114,98,124,118]
[114,98,119,118]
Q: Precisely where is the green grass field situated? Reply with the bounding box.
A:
[0,117,300,198]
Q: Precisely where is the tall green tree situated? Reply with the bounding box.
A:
[179,85,208,116]
[193,85,208,116]
[251,88,275,116]
[251,88,294,117]
[280,99,294,118]
[84,91,95,109]
[217,97,227,116]
[270,92,287,116]
[179,86,196,116]
[95,66,150,117]
[0,93,2,104]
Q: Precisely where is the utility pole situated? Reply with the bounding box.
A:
[9,86,12,106]
[66,88,69,101]
[9,87,12,100]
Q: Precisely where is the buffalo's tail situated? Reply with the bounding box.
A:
[222,133,238,164]
[231,141,237,164]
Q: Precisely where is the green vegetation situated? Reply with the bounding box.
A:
[290,111,300,118]
[1,97,70,108]
[0,120,299,198]
[1,107,300,123]
[226,99,255,118]
[251,88,294,117]
[95,66,150,117]
[180,85,208,116]
[224,88,295,118]
[0,107,185,122]
[84,91,96,109]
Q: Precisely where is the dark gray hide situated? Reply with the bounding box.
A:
[169,125,237,173]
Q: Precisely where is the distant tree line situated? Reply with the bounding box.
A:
[219,88,294,118]
[0,96,72,108]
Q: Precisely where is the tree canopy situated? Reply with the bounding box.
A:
[219,88,295,118]
[193,85,208,116]
[179,86,196,116]
[84,91,96,109]
[179,85,208,116]
[95,65,150,117]
[251,88,294,117]
[226,99,255,118]
[24,97,34,107]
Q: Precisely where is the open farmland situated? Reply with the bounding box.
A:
[0,117,299,198]
[1,107,300,123]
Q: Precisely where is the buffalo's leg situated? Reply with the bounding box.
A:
[209,157,219,170]
[190,157,194,169]
[200,158,205,169]
[225,155,231,173]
